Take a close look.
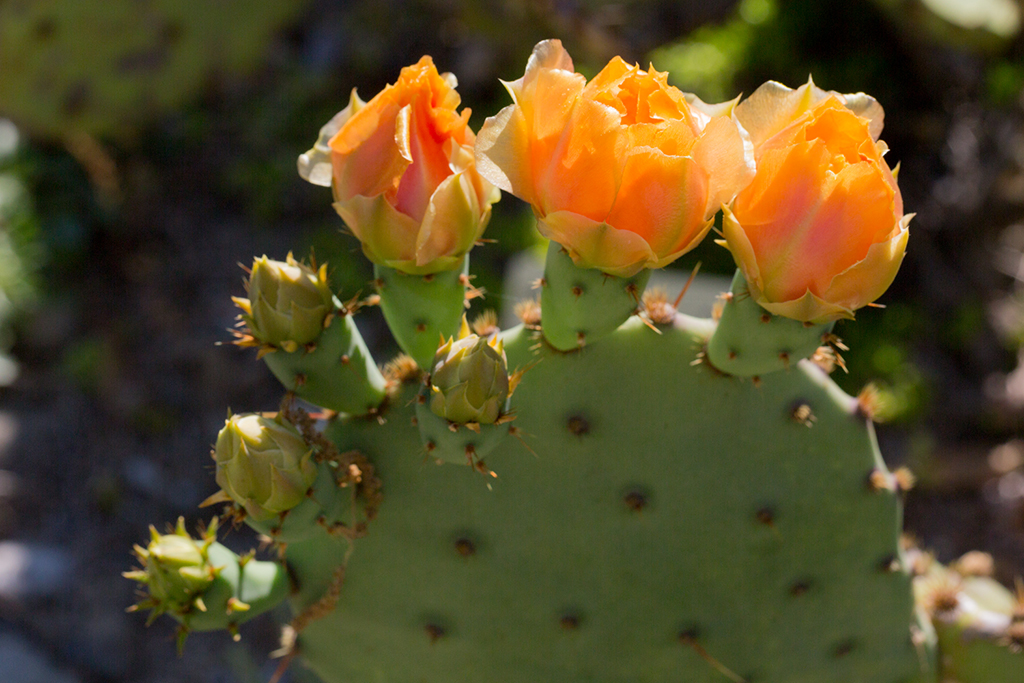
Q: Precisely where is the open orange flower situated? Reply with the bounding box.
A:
[476,40,753,278]
[298,57,499,274]
[722,78,911,322]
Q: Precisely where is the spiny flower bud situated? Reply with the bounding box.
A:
[233,253,334,352]
[429,317,509,425]
[213,413,317,522]
[124,517,219,621]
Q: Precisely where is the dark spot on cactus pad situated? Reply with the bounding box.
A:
[728,350,737,360]
[789,580,812,597]
[759,313,772,323]
[571,285,584,298]
[567,415,589,436]
[623,489,648,512]
[453,537,476,557]
[755,507,774,526]
[677,626,700,643]
[559,612,581,630]
[425,623,446,642]
[33,18,57,42]
[422,273,435,283]
[832,639,856,658]
[415,322,427,333]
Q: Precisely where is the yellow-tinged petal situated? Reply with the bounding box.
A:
[817,215,911,314]
[537,211,657,278]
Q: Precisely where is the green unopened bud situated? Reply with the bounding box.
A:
[233,253,334,352]
[213,413,317,522]
[429,318,509,425]
[126,517,218,618]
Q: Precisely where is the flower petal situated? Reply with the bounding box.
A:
[537,211,657,278]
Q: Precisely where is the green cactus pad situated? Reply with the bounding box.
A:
[262,311,387,416]
[414,396,511,467]
[278,316,936,683]
[540,242,651,351]
[374,258,469,370]
[707,271,834,377]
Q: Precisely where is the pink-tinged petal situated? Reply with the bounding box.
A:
[730,141,831,290]
[604,148,710,259]
[393,96,458,222]
[536,95,624,220]
[329,98,410,201]
[779,161,898,300]
[537,211,656,278]
[689,114,755,214]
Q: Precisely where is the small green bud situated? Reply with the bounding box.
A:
[233,253,334,352]
[213,413,318,522]
[126,517,218,618]
[429,318,509,425]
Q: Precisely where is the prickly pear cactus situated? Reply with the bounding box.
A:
[126,41,1024,683]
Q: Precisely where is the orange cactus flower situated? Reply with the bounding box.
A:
[298,57,500,275]
[475,40,754,278]
[722,78,912,323]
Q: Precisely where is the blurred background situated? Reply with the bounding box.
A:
[1,0,1023,681]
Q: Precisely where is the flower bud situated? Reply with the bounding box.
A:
[722,78,911,323]
[429,318,509,425]
[233,254,334,352]
[213,413,317,522]
[299,57,500,275]
[126,517,218,616]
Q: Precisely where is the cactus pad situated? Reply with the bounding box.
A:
[279,315,936,683]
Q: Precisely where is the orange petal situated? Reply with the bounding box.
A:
[476,102,532,199]
[535,95,624,220]
[604,148,710,259]
[330,98,410,201]
[689,114,755,214]
[818,215,911,315]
